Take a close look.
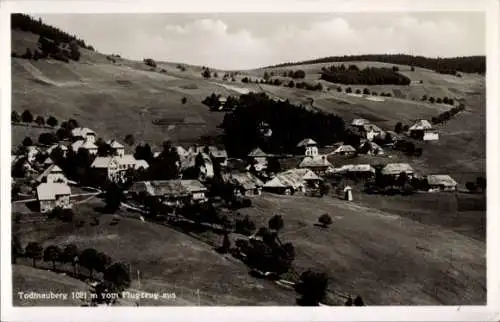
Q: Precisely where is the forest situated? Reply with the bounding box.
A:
[320,64,411,85]
[267,54,486,75]
[220,92,347,157]
[11,13,94,51]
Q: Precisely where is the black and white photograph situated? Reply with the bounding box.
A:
[1,0,499,321]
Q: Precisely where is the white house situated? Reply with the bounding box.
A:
[381,163,415,178]
[106,140,125,156]
[248,147,268,171]
[36,164,67,184]
[36,182,71,213]
[426,175,458,192]
[361,124,384,141]
[409,120,439,141]
[351,118,370,128]
[296,138,319,157]
[358,141,384,155]
[71,127,96,143]
[91,154,138,183]
[299,155,333,175]
[332,144,357,156]
[71,139,98,155]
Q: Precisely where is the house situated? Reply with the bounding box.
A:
[36,182,71,213]
[106,140,125,157]
[179,152,214,181]
[218,97,227,110]
[426,175,458,192]
[361,124,384,141]
[381,163,415,178]
[46,143,68,157]
[351,118,370,128]
[71,127,96,143]
[221,172,264,197]
[71,139,98,155]
[11,156,35,177]
[91,155,138,183]
[358,141,384,155]
[128,180,207,207]
[207,146,228,166]
[299,155,333,175]
[263,168,322,195]
[332,144,357,156]
[296,138,319,157]
[26,146,41,163]
[332,164,376,179]
[409,120,439,141]
[247,147,268,171]
[36,164,67,184]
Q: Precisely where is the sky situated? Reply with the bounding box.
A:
[36,12,485,70]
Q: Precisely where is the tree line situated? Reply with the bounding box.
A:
[220,92,346,157]
[320,64,411,85]
[12,110,58,127]
[266,54,486,75]
[11,14,94,50]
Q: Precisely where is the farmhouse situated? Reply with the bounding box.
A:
[333,164,376,179]
[106,140,125,156]
[332,144,357,156]
[426,175,458,192]
[351,118,370,128]
[361,124,384,141]
[26,145,41,163]
[36,164,67,184]
[381,163,415,179]
[46,143,68,157]
[36,182,71,213]
[207,146,228,166]
[296,138,319,157]
[299,155,333,175]
[71,127,96,143]
[128,180,208,206]
[248,147,268,171]
[71,139,98,155]
[263,168,322,195]
[90,155,139,183]
[221,172,264,197]
[358,141,384,155]
[409,120,439,141]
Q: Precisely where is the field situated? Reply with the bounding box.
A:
[238,193,485,305]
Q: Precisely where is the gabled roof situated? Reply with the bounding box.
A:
[333,145,356,154]
[36,182,71,200]
[207,146,228,158]
[335,164,375,173]
[263,177,288,188]
[91,155,137,168]
[299,156,333,168]
[409,120,433,131]
[43,157,54,165]
[362,124,383,133]
[221,172,264,190]
[106,140,124,149]
[381,163,414,175]
[359,141,384,154]
[36,164,64,182]
[296,138,318,147]
[71,127,96,137]
[72,140,97,152]
[426,175,457,187]
[248,147,267,157]
[128,180,206,197]
[351,118,370,126]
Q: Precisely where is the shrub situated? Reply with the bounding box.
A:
[295,270,328,306]
[143,58,157,68]
[235,215,256,236]
[318,213,332,228]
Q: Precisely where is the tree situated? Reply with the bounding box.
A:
[295,270,329,306]
[103,262,131,292]
[61,244,80,275]
[25,242,43,268]
[213,72,219,78]
[411,66,415,72]
[392,66,399,72]
[104,182,124,213]
[394,122,403,134]
[21,110,33,123]
[219,233,231,254]
[124,134,135,146]
[429,97,436,103]
[293,70,306,79]
[318,213,332,228]
[345,87,352,93]
[95,252,112,273]
[12,236,23,264]
[268,215,284,234]
[414,147,423,157]
[202,68,211,79]
[35,116,45,126]
[422,95,428,101]
[436,97,442,104]
[43,245,61,270]
[397,172,408,189]
[181,97,187,104]
[22,136,33,147]
[80,248,98,278]
[337,86,342,92]
[476,176,486,192]
[69,40,81,61]
[46,116,58,127]
[235,215,256,236]
[363,88,370,95]
[38,132,58,145]
[96,139,113,157]
[12,111,21,123]
[355,89,362,94]
[402,125,409,132]
[466,182,477,193]
[354,296,365,306]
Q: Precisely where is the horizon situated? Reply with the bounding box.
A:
[31,12,485,70]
